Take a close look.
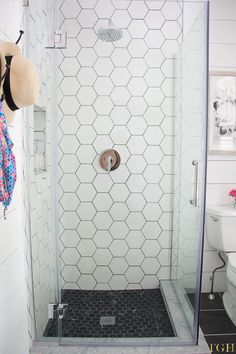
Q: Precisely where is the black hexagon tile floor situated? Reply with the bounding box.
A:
[44,289,175,338]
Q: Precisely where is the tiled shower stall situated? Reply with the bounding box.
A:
[25,0,209,348]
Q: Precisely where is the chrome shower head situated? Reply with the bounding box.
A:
[97,19,123,42]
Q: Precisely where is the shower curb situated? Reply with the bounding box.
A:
[31,344,210,354]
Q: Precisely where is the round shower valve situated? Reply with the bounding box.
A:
[100,149,121,172]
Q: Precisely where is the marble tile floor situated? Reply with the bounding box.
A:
[31,339,210,354]
[188,292,236,354]
[31,282,210,353]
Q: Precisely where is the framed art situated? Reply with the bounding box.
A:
[208,71,236,154]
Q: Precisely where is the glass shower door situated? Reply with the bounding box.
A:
[25,0,210,347]
[170,2,209,344]
[56,0,209,347]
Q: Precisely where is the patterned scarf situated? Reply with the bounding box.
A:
[0,102,17,218]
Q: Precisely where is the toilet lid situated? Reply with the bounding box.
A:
[207,205,236,217]
[228,253,236,270]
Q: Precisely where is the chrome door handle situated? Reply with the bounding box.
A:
[189,160,199,207]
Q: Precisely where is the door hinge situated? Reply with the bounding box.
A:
[48,303,68,320]
[54,31,67,48]
[48,303,57,319]
[58,303,68,319]
[22,0,29,6]
[45,31,67,49]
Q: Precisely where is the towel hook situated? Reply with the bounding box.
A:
[15,30,24,45]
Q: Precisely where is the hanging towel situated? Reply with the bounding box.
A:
[0,101,16,218]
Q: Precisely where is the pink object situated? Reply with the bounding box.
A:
[229,189,236,198]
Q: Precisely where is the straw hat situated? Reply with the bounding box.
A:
[0,41,39,122]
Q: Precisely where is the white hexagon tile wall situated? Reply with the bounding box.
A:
[57,0,183,290]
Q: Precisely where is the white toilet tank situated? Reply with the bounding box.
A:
[206,206,236,251]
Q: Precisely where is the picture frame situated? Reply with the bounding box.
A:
[208,71,236,154]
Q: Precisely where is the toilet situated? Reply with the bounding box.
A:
[206,206,236,326]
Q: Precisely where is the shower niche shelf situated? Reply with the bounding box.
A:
[34,105,46,174]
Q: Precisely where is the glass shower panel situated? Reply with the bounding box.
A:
[25,0,59,341]
[56,1,209,347]
[26,0,208,347]
[171,2,209,343]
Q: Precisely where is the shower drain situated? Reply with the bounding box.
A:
[100,316,116,326]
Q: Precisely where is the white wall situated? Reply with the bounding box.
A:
[0,1,30,353]
[202,0,236,292]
